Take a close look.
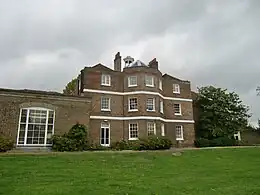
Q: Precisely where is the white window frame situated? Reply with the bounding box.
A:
[129,122,138,140]
[101,74,111,86]
[173,84,180,94]
[161,123,165,136]
[147,122,156,136]
[16,107,55,146]
[234,131,241,141]
[159,79,162,90]
[145,75,154,87]
[174,103,182,115]
[176,125,184,140]
[146,98,155,112]
[100,122,110,146]
[128,97,138,112]
[128,76,137,87]
[160,100,164,113]
[101,97,110,111]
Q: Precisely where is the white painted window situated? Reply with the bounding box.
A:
[129,98,138,111]
[176,125,184,140]
[146,98,155,111]
[100,122,110,146]
[160,100,164,113]
[101,74,111,86]
[173,84,180,93]
[17,108,55,146]
[159,79,162,90]
[145,75,154,87]
[174,103,181,115]
[128,76,137,87]
[129,123,138,140]
[147,122,156,136]
[101,97,110,111]
[161,123,165,136]
[234,131,241,141]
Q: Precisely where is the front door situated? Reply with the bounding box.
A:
[100,123,110,146]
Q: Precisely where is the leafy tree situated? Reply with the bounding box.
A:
[63,78,77,95]
[195,86,251,140]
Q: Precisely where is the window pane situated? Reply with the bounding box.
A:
[146,98,154,111]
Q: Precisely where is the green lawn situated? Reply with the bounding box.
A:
[0,148,260,195]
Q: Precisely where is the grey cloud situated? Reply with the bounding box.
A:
[0,0,260,124]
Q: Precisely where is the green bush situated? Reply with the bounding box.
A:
[195,137,238,148]
[110,136,173,151]
[0,136,14,152]
[86,142,110,151]
[52,123,88,152]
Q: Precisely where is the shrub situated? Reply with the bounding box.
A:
[86,142,110,151]
[0,136,14,152]
[110,136,173,151]
[52,123,88,152]
[195,137,238,148]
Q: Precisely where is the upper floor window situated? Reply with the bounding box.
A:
[101,97,110,111]
[174,103,181,115]
[146,98,155,111]
[147,122,156,136]
[17,108,55,146]
[128,76,137,87]
[101,74,111,86]
[129,123,138,140]
[160,100,164,113]
[129,98,138,111]
[159,79,162,90]
[173,84,180,94]
[176,125,184,140]
[145,75,154,87]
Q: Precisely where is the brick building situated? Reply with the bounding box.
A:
[0,52,195,148]
[79,52,195,147]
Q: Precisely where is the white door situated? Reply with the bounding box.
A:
[100,123,110,146]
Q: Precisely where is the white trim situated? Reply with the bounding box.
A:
[83,89,192,102]
[174,103,182,115]
[161,123,165,136]
[160,99,164,114]
[159,79,162,90]
[101,97,111,111]
[90,115,194,123]
[100,122,110,146]
[128,76,138,87]
[173,84,180,94]
[176,125,184,140]
[101,74,111,86]
[146,97,155,112]
[145,75,154,87]
[129,122,138,140]
[128,97,138,112]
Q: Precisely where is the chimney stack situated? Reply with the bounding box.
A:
[148,58,158,69]
[114,52,121,71]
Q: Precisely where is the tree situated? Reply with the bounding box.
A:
[195,86,251,140]
[63,78,77,95]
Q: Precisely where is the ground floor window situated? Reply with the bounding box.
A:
[161,123,165,136]
[17,108,55,146]
[100,122,110,146]
[129,122,138,140]
[147,122,156,136]
[175,125,184,140]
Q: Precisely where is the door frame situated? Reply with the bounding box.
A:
[100,122,110,146]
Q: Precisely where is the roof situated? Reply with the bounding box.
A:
[162,74,190,83]
[0,88,91,100]
[125,60,147,68]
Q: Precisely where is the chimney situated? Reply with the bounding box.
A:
[114,52,121,71]
[148,58,158,69]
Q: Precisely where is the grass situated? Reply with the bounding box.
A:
[0,148,260,195]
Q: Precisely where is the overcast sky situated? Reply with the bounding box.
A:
[0,0,259,125]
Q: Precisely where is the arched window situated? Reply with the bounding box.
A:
[17,107,55,146]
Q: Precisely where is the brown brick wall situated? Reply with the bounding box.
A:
[0,90,91,144]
